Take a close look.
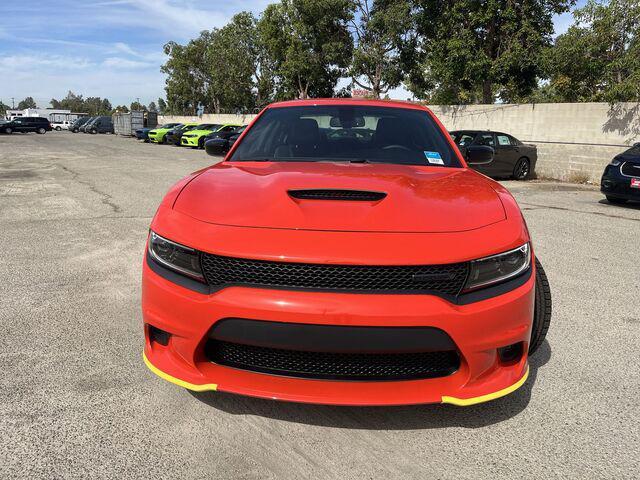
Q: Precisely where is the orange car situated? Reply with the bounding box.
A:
[142,99,551,406]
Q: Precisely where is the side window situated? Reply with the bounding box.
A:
[508,135,520,146]
[496,134,511,146]
[477,133,495,147]
[457,133,475,147]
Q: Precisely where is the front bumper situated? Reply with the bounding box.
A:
[601,166,640,201]
[142,255,534,406]
[181,135,199,147]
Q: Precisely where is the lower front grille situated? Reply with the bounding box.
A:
[206,340,460,381]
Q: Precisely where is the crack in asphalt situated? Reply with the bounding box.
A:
[521,202,640,222]
[56,164,122,214]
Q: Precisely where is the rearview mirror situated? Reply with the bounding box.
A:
[465,145,494,165]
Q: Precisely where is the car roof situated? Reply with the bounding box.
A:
[267,98,429,112]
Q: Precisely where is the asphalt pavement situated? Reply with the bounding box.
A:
[1,132,638,479]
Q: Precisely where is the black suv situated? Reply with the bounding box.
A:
[601,143,640,204]
[2,117,53,134]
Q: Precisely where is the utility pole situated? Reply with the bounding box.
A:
[11,97,15,109]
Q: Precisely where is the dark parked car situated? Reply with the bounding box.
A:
[165,123,199,146]
[70,116,92,133]
[450,130,537,180]
[85,116,113,134]
[135,128,152,141]
[2,117,52,134]
[601,143,640,204]
[79,117,98,133]
[203,125,246,155]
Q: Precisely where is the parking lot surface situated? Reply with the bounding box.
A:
[1,133,638,479]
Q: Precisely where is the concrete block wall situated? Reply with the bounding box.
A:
[161,102,640,183]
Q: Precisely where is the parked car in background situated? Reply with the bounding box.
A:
[86,116,114,134]
[1,117,52,134]
[180,124,240,149]
[148,123,182,144]
[450,130,537,180]
[79,117,98,133]
[71,116,92,133]
[601,143,640,204]
[165,123,199,146]
[51,120,71,131]
[135,128,152,142]
[204,125,246,156]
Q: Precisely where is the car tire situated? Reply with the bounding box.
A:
[55,126,61,131]
[529,257,552,355]
[37,127,46,134]
[198,138,205,149]
[91,129,97,134]
[4,127,12,134]
[513,158,531,180]
[606,195,627,204]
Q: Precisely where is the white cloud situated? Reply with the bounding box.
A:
[0,54,93,71]
[102,57,155,69]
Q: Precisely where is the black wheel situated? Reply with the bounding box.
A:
[513,158,530,180]
[37,127,46,134]
[4,127,12,134]
[198,137,205,149]
[606,195,627,204]
[91,128,97,134]
[55,126,61,131]
[529,258,552,354]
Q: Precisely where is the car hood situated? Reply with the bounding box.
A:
[184,129,213,136]
[173,162,506,233]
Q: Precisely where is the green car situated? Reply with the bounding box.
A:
[180,124,241,148]
[148,123,183,144]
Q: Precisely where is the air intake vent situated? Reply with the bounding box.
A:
[288,189,386,201]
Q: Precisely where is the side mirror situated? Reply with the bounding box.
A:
[465,145,494,165]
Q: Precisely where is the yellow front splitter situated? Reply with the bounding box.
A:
[441,366,529,406]
[143,352,217,392]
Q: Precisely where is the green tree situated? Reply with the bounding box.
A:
[161,38,210,114]
[50,91,86,112]
[259,0,354,99]
[114,105,130,113]
[130,101,147,111]
[349,0,412,98]
[403,0,572,104]
[545,0,640,102]
[148,101,158,113]
[17,96,37,109]
[0,100,9,116]
[157,98,168,114]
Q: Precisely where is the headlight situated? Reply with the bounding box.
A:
[148,231,205,281]
[610,159,622,167]
[463,243,531,292]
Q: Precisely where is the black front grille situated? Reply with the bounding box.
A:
[206,340,460,381]
[288,189,387,201]
[621,162,640,177]
[200,254,469,296]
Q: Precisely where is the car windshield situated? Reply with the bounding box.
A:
[197,124,221,130]
[229,105,461,167]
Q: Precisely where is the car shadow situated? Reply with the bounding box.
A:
[598,199,640,210]
[188,340,551,430]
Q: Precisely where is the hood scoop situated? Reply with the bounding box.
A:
[288,189,387,202]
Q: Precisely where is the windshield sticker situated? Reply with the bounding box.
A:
[424,151,444,165]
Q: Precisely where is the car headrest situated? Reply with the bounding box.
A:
[375,117,409,145]
[290,118,320,146]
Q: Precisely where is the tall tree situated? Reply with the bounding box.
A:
[544,0,640,102]
[161,39,209,115]
[157,98,168,115]
[0,100,9,116]
[17,97,37,109]
[403,0,572,104]
[349,0,412,98]
[259,0,354,99]
[130,101,147,111]
[148,101,158,113]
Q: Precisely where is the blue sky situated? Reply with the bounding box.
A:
[1,0,585,108]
